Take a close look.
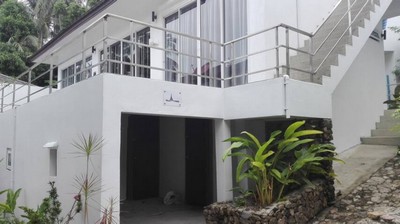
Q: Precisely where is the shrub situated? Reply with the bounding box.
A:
[223,120,341,207]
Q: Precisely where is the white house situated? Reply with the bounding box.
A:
[0,0,398,223]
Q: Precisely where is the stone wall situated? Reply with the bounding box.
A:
[203,118,336,224]
[204,180,329,224]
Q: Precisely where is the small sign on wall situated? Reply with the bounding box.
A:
[163,90,182,107]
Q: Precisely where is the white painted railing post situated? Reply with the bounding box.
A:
[82,30,86,79]
[49,62,53,94]
[1,87,4,112]
[103,16,109,73]
[309,37,314,82]
[275,27,280,77]
[285,27,290,76]
[12,82,15,108]
[28,70,31,102]
[231,43,236,86]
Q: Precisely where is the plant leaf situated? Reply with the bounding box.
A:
[284,120,305,139]
[241,131,262,148]
[291,130,322,138]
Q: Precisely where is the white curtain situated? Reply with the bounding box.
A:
[180,4,197,84]
[225,0,247,86]
[165,13,179,82]
[201,0,221,87]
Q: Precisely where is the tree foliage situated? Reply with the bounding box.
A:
[0,0,100,77]
[0,0,37,76]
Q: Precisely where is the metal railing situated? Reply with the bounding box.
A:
[0,0,379,113]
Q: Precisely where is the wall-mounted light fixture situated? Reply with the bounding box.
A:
[152,11,157,22]
[381,30,387,40]
[92,46,96,53]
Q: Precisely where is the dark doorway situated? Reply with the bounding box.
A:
[185,118,214,206]
[126,115,160,200]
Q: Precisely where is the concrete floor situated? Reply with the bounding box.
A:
[333,144,398,196]
[120,198,205,224]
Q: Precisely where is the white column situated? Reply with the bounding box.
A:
[214,119,233,201]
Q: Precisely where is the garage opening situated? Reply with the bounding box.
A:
[120,114,215,223]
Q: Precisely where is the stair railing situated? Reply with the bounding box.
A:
[313,0,374,74]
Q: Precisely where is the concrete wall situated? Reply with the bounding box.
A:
[0,76,104,223]
[0,110,15,194]
[332,38,387,153]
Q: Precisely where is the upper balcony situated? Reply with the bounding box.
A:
[0,12,317,113]
[0,0,379,118]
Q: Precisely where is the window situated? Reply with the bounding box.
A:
[85,56,93,77]
[224,0,248,86]
[137,27,151,78]
[110,41,122,74]
[6,148,12,171]
[165,3,197,84]
[164,0,222,87]
[61,64,76,88]
[76,60,82,82]
[49,149,57,177]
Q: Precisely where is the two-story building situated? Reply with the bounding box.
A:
[0,0,398,222]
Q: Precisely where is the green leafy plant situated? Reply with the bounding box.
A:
[20,182,63,224]
[0,188,23,224]
[223,120,340,207]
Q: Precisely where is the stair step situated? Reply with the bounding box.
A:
[384,109,396,117]
[371,129,400,137]
[361,136,400,146]
[380,114,400,122]
[376,121,400,129]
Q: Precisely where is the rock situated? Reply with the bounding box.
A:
[367,211,384,220]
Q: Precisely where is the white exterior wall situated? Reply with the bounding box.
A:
[0,110,15,194]
[332,39,387,153]
[0,77,104,223]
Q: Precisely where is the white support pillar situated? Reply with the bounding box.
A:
[214,119,233,201]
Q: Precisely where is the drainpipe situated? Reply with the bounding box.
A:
[283,74,290,118]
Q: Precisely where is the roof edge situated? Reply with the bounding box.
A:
[30,0,117,62]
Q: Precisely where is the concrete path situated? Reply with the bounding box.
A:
[333,144,398,196]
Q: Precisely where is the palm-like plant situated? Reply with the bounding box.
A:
[71,134,104,224]
[223,120,340,206]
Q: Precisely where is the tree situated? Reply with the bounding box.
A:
[0,0,37,76]
[0,0,36,43]
[53,0,87,34]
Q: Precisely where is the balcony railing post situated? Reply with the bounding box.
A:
[309,37,313,82]
[103,16,109,73]
[27,70,31,102]
[275,27,279,77]
[82,30,86,80]
[209,41,213,87]
[1,87,4,113]
[130,21,134,77]
[12,82,15,108]
[49,56,53,94]
[231,43,236,86]
[285,27,290,76]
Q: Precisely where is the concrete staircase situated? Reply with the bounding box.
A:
[361,110,400,145]
[289,0,390,87]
